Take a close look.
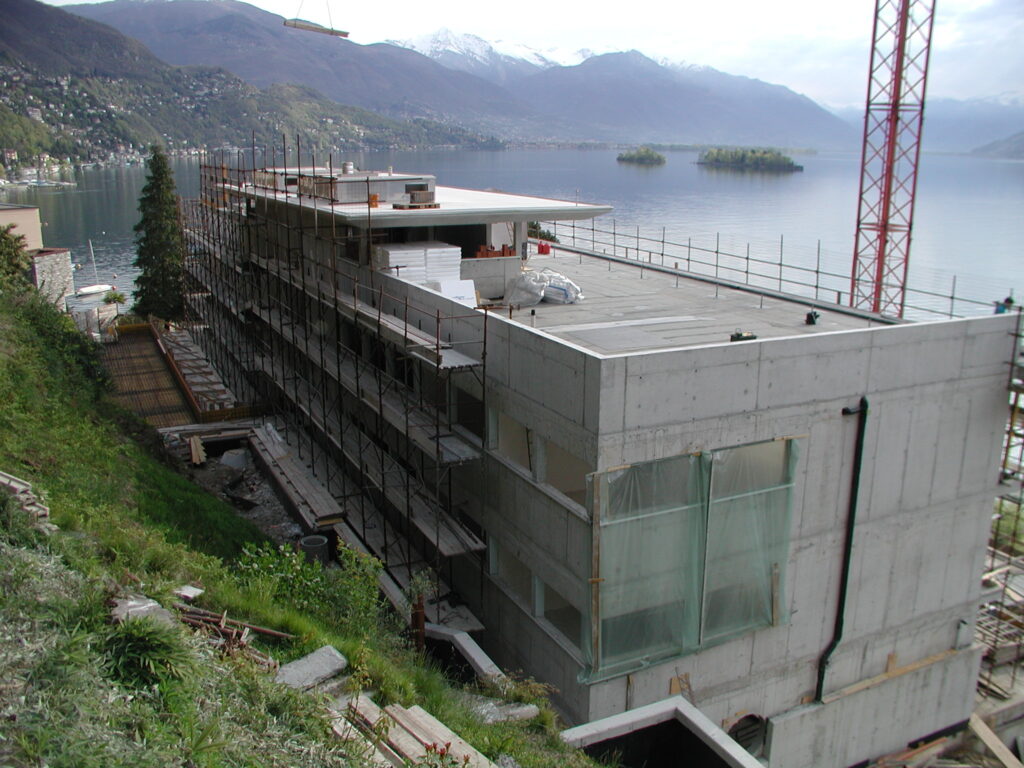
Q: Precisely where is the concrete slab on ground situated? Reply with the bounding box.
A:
[275,645,348,690]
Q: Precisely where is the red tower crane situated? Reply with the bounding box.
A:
[850,0,936,317]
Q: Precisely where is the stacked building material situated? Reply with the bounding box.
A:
[373,242,462,285]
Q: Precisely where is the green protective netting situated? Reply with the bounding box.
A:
[590,439,799,675]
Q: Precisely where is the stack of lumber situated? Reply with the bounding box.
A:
[334,694,494,768]
[0,470,50,518]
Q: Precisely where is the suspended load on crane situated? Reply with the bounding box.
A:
[283,18,349,38]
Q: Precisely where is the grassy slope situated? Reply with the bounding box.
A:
[0,289,596,767]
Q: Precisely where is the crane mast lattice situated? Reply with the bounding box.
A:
[851,0,936,317]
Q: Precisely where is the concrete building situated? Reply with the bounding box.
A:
[1,202,44,250]
[1,202,73,306]
[182,161,1016,767]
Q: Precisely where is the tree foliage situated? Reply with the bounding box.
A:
[697,147,803,171]
[132,145,183,319]
[616,146,666,165]
[0,224,31,286]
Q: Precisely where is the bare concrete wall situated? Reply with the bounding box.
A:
[0,205,43,250]
[582,314,1014,766]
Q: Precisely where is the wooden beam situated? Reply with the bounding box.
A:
[969,713,1024,768]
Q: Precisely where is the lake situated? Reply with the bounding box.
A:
[3,149,1021,316]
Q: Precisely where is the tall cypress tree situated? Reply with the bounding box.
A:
[132,145,184,319]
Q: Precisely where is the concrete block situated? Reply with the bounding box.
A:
[929,398,971,505]
[623,355,757,428]
[959,388,1010,497]
[462,692,539,724]
[597,356,628,439]
[583,354,601,433]
[866,327,966,392]
[862,399,913,523]
[962,327,1015,379]
[219,447,248,469]
[755,345,871,411]
[110,595,176,627]
[899,397,942,509]
[275,645,348,690]
[587,675,629,722]
[172,585,205,602]
[792,418,845,540]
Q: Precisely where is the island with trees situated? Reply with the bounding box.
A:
[616,146,666,165]
[697,147,803,172]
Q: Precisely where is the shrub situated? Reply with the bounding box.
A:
[102,616,194,687]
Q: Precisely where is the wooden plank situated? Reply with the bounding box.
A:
[346,697,427,763]
[189,435,207,465]
[969,713,1024,768]
[402,705,494,768]
[330,715,401,768]
[822,650,956,704]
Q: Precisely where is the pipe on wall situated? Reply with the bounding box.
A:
[815,395,869,703]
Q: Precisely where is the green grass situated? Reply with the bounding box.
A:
[0,286,600,768]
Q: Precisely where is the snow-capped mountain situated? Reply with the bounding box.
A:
[390,28,599,85]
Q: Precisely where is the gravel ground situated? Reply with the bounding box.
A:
[189,448,303,546]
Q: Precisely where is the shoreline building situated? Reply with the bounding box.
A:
[0,202,73,307]
[182,161,1016,767]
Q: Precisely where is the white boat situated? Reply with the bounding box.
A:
[76,283,115,297]
[75,240,115,297]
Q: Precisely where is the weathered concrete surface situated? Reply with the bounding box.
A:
[561,695,763,768]
[110,595,175,627]
[461,693,539,724]
[275,645,348,690]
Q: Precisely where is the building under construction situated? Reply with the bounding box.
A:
[181,155,1018,767]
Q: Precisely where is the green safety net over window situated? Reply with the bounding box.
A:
[587,439,799,677]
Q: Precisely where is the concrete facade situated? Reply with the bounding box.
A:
[31,248,74,306]
[184,163,1015,768]
[1,203,74,305]
[0,202,44,250]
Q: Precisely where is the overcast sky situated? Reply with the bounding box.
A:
[45,0,1023,107]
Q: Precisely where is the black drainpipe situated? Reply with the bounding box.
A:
[815,395,869,703]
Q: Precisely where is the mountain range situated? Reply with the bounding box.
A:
[397,28,1024,154]
[830,96,1024,155]
[0,0,499,165]
[65,0,858,149]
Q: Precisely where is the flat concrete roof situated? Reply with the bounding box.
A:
[509,248,883,356]
[241,182,612,227]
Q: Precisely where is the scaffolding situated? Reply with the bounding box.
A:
[978,309,1024,699]
[182,146,491,630]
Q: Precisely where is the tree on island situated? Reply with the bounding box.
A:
[697,147,802,172]
[617,146,666,165]
[0,224,31,286]
[132,145,184,319]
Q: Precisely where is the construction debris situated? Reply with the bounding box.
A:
[274,645,348,691]
[1,470,50,519]
[968,714,1024,768]
[174,603,290,669]
[110,595,176,627]
[461,692,540,724]
[340,693,496,768]
[172,584,205,602]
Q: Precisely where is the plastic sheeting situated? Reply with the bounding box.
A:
[590,439,799,675]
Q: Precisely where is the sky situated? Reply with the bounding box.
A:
[43,0,1024,108]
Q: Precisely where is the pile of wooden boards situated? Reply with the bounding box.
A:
[0,470,50,519]
[333,694,495,768]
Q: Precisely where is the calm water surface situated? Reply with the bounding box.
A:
[3,150,1021,314]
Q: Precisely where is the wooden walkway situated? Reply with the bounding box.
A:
[102,332,194,428]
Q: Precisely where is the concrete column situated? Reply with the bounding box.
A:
[513,221,528,259]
